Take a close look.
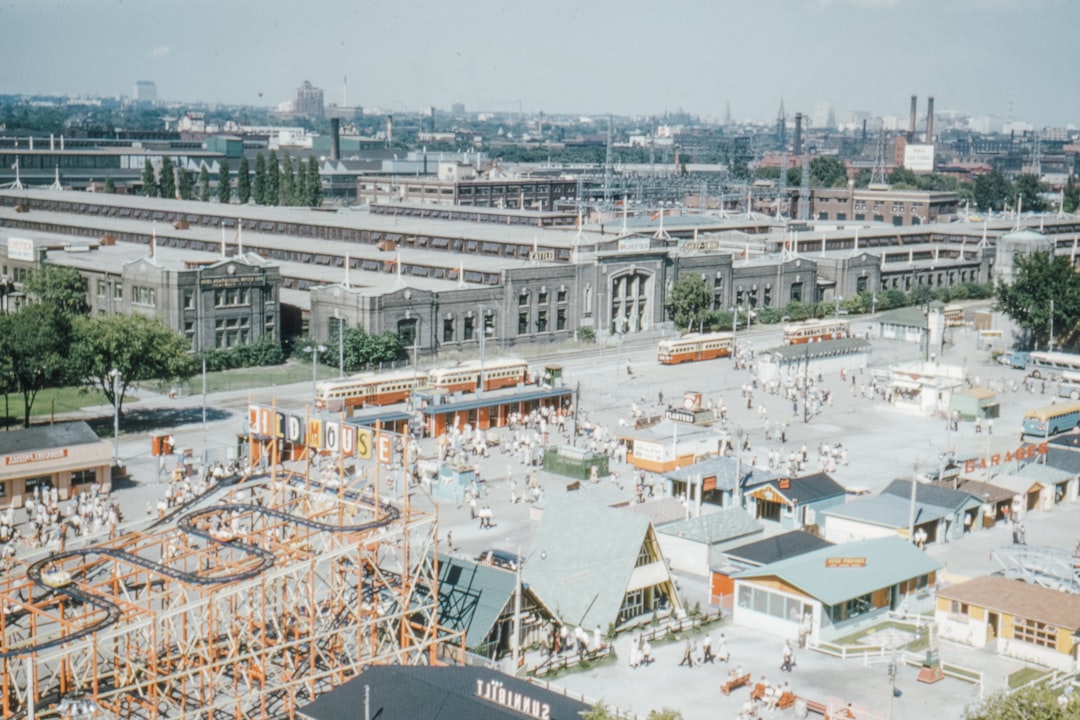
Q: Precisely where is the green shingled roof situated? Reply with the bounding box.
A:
[734,536,941,606]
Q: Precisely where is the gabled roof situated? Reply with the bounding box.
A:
[876,306,927,329]
[434,554,520,651]
[759,338,871,361]
[1043,446,1080,474]
[625,497,688,526]
[722,530,834,567]
[928,479,1013,504]
[1015,462,1074,483]
[525,495,666,628]
[735,536,941,606]
[758,472,847,504]
[882,479,978,512]
[655,507,762,544]
[298,666,590,720]
[665,455,777,491]
[937,575,1080,630]
[0,420,101,456]
[822,494,949,529]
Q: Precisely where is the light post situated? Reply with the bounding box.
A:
[335,310,345,377]
[730,305,740,360]
[303,345,327,406]
[1049,298,1055,350]
[835,295,842,323]
[110,368,120,467]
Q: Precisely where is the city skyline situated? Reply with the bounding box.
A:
[1,0,1077,127]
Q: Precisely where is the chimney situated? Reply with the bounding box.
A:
[386,114,393,148]
[926,96,935,144]
[862,119,867,144]
[794,113,803,156]
[909,95,918,142]
[330,118,340,163]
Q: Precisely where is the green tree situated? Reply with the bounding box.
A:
[253,153,267,205]
[995,251,1080,350]
[159,155,176,199]
[307,155,323,206]
[809,156,848,188]
[140,158,158,197]
[217,158,231,204]
[103,176,116,194]
[281,151,295,205]
[24,265,89,316]
[964,682,1079,719]
[1014,173,1047,212]
[266,150,280,205]
[0,305,73,427]
[198,165,211,202]
[889,167,919,188]
[666,274,712,332]
[71,313,194,417]
[973,171,1011,211]
[329,326,407,372]
[236,155,251,204]
[295,157,308,206]
[178,168,194,200]
[1063,174,1079,213]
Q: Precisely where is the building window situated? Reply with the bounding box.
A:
[635,543,652,568]
[557,289,568,303]
[71,469,96,486]
[736,584,809,624]
[1013,617,1056,649]
[183,289,195,310]
[790,282,803,303]
[463,315,475,341]
[556,307,567,331]
[518,292,529,306]
[97,280,106,297]
[763,286,772,307]
[133,286,157,307]
[113,284,123,300]
[25,475,53,491]
[214,288,250,307]
[856,276,868,293]
[443,317,454,342]
[518,311,529,335]
[536,309,548,333]
[538,290,549,305]
[619,589,645,622]
[397,318,418,348]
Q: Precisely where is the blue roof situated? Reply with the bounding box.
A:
[734,536,941,606]
[822,494,949,529]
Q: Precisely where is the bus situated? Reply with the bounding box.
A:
[315,369,426,410]
[427,358,529,394]
[657,331,734,364]
[943,305,966,327]
[1022,401,1080,437]
[782,319,851,345]
[1024,351,1080,380]
[1057,371,1080,401]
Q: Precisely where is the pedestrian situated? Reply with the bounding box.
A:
[658,390,664,405]
[781,641,795,672]
[703,633,715,663]
[678,637,694,667]
[716,632,730,662]
[626,359,633,377]
[446,530,454,551]
[988,418,994,435]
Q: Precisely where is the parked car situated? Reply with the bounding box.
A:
[998,351,1030,369]
[475,549,522,571]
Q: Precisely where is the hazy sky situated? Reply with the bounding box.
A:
[1,0,1076,126]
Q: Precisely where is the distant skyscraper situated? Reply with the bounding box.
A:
[812,101,834,129]
[134,81,157,104]
[294,80,325,119]
[452,102,466,118]
[776,98,787,145]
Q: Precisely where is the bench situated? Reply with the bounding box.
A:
[777,692,796,710]
[750,683,767,701]
[802,697,855,719]
[721,673,751,696]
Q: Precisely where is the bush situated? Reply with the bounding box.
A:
[201,336,285,372]
[576,326,596,342]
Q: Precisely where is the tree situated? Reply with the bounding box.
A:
[295,160,308,207]
[0,305,73,427]
[964,682,1078,719]
[266,150,280,205]
[140,158,158,197]
[973,171,1011,211]
[666,274,712,332]
[995,251,1080,350]
[103,176,116,194]
[159,156,176,199]
[71,313,194,417]
[198,165,210,202]
[809,156,848,188]
[281,151,295,206]
[329,326,406,372]
[1014,173,1047,212]
[1063,174,1079,214]
[584,704,683,720]
[308,155,323,206]
[236,155,251,204]
[24,265,89,317]
[178,168,194,200]
[253,153,267,205]
[217,158,231,204]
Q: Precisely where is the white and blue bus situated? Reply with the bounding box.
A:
[1025,351,1080,380]
[1022,401,1080,437]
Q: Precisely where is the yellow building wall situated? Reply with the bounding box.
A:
[1056,627,1076,655]
[970,606,985,620]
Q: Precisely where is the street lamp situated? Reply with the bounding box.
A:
[835,295,843,323]
[1049,298,1055,350]
[335,310,345,377]
[730,305,740,360]
[303,345,327,406]
[110,368,120,467]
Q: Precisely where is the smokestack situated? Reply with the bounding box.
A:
[330,118,340,163]
[909,95,918,141]
[926,96,935,144]
[862,119,867,144]
[385,114,393,148]
[794,113,803,156]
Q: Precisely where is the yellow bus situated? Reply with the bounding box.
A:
[1022,401,1080,437]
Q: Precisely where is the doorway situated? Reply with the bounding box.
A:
[987,611,999,643]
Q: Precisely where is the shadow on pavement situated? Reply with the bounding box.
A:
[84,406,234,437]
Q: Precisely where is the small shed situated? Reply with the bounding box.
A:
[755,338,871,386]
[654,507,763,577]
[433,463,477,503]
[711,531,834,606]
[618,420,720,473]
[950,387,1000,420]
[888,362,965,416]
[542,445,609,480]
[742,472,848,531]
[876,306,927,344]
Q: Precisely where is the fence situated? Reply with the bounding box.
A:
[526,678,642,720]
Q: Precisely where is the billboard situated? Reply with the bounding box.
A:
[7,237,35,262]
[903,144,935,173]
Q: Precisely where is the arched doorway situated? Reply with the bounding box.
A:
[610,270,653,333]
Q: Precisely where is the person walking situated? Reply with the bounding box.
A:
[702,633,715,663]
[678,637,694,667]
[716,632,730,662]
[780,640,795,672]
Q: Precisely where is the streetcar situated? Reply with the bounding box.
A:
[657,332,734,364]
[427,358,529,394]
[782,319,851,345]
[315,369,426,410]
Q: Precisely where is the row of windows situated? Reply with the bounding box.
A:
[517,289,568,306]
[133,286,157,307]
[737,584,811,624]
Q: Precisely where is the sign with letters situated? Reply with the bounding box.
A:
[963,443,1047,474]
[356,428,372,460]
[376,433,393,465]
[825,557,867,568]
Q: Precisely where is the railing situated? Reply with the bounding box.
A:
[620,608,724,646]
[527,644,614,678]
[526,678,642,720]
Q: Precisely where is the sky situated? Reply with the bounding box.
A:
[1,0,1076,127]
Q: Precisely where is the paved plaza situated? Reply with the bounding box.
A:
[33,307,1080,719]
